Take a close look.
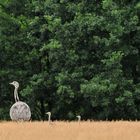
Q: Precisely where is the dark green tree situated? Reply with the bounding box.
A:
[0,0,140,120]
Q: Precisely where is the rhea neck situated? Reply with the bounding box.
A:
[46,112,51,124]
[77,116,81,123]
[14,87,18,95]
[48,113,51,122]
[14,86,19,102]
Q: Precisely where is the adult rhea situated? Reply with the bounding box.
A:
[9,81,31,121]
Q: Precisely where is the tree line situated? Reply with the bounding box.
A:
[0,0,140,120]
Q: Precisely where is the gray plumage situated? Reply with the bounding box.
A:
[10,101,31,121]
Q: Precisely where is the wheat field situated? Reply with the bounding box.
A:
[0,121,140,140]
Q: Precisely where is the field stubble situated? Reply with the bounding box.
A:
[0,121,140,140]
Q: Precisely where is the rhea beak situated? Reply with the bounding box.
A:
[9,82,13,85]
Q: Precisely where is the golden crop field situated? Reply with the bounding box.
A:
[0,121,140,140]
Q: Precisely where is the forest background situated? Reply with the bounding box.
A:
[0,0,140,121]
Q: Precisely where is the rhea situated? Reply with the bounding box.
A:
[9,81,31,121]
[9,81,20,102]
[76,115,81,123]
[46,112,51,124]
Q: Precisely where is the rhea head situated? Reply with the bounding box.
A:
[76,115,81,120]
[46,112,51,116]
[9,81,19,89]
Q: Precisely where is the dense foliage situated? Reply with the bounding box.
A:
[0,0,140,120]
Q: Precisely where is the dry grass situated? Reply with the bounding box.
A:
[0,121,140,140]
